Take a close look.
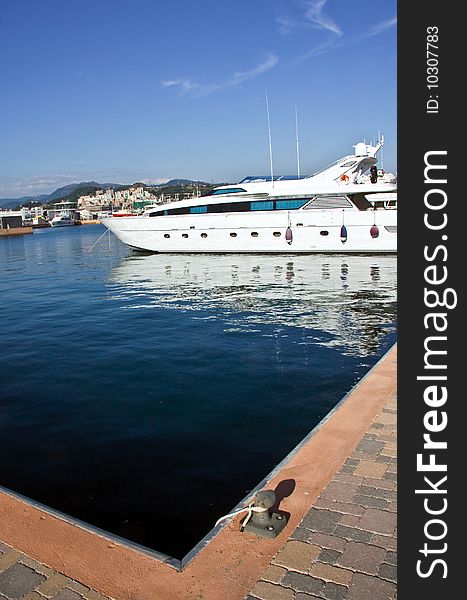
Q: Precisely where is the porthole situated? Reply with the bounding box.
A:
[164,233,170,238]
[230,232,237,237]
[320,231,329,236]
[251,232,259,237]
[201,233,208,238]
[273,232,281,237]
[182,233,188,238]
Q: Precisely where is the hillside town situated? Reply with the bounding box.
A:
[0,181,214,232]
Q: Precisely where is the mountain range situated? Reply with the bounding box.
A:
[0,179,207,209]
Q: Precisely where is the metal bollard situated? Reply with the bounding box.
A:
[241,490,288,539]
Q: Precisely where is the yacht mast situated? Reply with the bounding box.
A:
[265,92,274,185]
[295,104,301,178]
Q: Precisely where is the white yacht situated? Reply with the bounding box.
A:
[101,138,397,253]
[49,201,80,227]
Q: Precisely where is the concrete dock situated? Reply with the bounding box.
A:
[0,227,33,237]
[0,346,397,600]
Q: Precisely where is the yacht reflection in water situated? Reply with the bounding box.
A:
[107,253,396,357]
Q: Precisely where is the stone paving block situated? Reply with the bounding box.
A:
[358,509,397,535]
[22,593,44,600]
[250,580,295,600]
[353,461,388,479]
[36,573,71,597]
[375,433,397,442]
[358,486,396,501]
[301,509,343,534]
[362,478,396,491]
[307,533,347,553]
[339,514,359,527]
[317,548,341,565]
[376,456,392,465]
[289,527,311,542]
[314,499,364,517]
[83,590,109,600]
[261,565,287,584]
[379,562,397,582]
[354,494,388,510]
[67,580,90,595]
[320,482,359,503]
[371,535,397,551]
[281,572,325,596]
[383,472,397,482]
[380,447,397,458]
[272,541,321,573]
[310,563,353,586]
[337,541,386,575]
[384,551,397,566]
[0,563,45,599]
[333,525,373,543]
[19,556,55,578]
[356,440,385,454]
[333,473,364,485]
[322,581,348,600]
[376,412,396,425]
[0,551,22,573]
[49,589,84,600]
[347,572,396,599]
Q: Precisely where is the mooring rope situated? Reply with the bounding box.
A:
[87,229,112,252]
[215,502,269,530]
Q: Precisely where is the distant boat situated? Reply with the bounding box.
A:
[101,138,397,253]
[49,201,80,227]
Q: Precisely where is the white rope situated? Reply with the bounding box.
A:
[215,502,269,529]
[87,228,112,253]
[87,229,109,252]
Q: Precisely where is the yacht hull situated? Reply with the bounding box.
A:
[101,209,397,253]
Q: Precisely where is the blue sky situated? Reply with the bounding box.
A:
[0,0,396,198]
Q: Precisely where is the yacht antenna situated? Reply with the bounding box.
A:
[378,131,385,170]
[265,92,274,185]
[295,104,301,178]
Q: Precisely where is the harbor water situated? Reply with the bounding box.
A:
[0,225,397,558]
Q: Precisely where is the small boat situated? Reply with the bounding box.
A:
[49,201,80,227]
[50,214,76,227]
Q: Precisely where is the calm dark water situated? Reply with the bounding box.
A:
[0,226,397,558]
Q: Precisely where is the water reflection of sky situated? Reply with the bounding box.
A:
[108,253,397,357]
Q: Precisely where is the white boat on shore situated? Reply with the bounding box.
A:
[101,138,397,253]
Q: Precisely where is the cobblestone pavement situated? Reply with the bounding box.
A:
[0,543,112,600]
[245,392,397,600]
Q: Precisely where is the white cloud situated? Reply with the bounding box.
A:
[304,0,342,36]
[11,175,77,192]
[162,53,279,98]
[276,0,342,37]
[366,16,397,37]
